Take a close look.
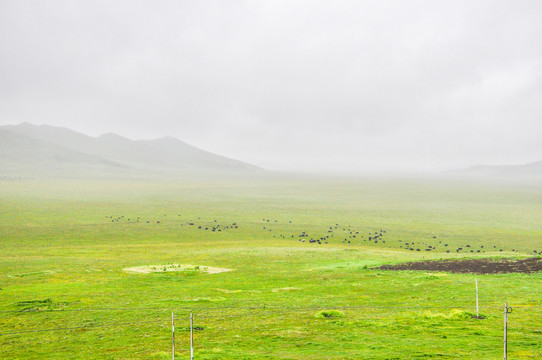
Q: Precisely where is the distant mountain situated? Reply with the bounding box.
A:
[449,160,542,179]
[0,123,261,178]
[139,137,258,172]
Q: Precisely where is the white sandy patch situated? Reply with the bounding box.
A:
[272,287,301,292]
[215,288,243,293]
[215,288,262,294]
[123,264,233,274]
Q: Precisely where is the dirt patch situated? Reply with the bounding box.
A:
[123,264,232,274]
[378,257,542,274]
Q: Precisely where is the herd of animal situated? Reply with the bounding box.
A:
[104,215,540,255]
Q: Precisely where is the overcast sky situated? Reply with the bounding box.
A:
[1,0,541,172]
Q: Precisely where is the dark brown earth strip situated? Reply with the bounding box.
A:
[378,257,542,274]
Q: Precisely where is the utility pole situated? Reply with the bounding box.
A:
[504,303,512,360]
[172,312,175,360]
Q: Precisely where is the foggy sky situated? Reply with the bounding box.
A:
[1,0,541,172]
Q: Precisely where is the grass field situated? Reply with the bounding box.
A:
[1,176,541,359]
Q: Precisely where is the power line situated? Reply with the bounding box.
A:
[1,301,535,314]
[0,318,166,336]
[2,302,536,337]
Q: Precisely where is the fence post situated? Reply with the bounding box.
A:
[475,278,479,318]
[172,312,175,360]
[190,312,194,360]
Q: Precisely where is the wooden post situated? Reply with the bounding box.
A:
[190,312,194,360]
[171,312,175,360]
[475,278,479,318]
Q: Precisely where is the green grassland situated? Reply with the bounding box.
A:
[1,176,541,359]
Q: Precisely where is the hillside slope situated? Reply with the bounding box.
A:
[449,161,542,180]
[1,123,261,178]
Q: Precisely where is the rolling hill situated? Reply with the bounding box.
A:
[0,123,261,178]
[449,161,542,180]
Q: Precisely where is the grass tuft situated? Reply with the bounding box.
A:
[315,310,345,319]
[419,309,479,321]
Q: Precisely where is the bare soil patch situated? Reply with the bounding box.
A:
[272,287,301,292]
[378,257,542,274]
[123,264,232,274]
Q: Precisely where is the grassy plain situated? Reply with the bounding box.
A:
[1,176,541,359]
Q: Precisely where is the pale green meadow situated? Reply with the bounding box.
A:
[1,176,541,359]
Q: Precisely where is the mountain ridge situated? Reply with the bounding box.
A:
[449,160,542,179]
[0,123,262,178]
